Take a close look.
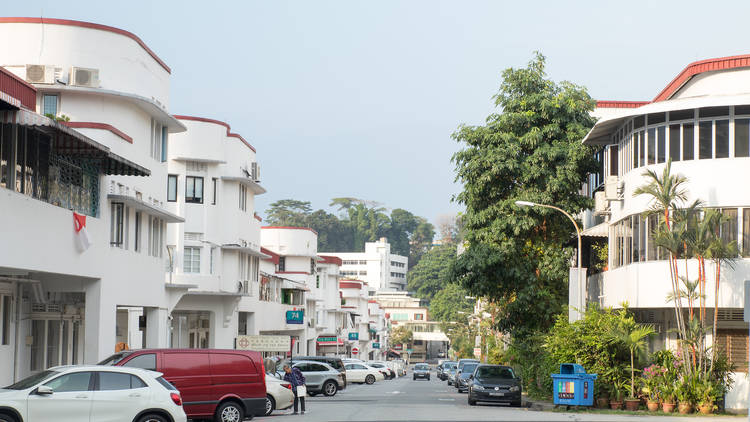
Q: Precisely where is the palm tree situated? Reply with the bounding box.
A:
[609,319,656,399]
[665,276,704,321]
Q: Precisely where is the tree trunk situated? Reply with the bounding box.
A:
[630,350,635,398]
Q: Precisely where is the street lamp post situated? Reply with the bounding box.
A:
[515,200,584,322]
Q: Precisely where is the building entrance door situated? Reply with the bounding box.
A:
[29,314,83,372]
[171,311,210,348]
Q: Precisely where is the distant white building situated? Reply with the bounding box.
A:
[328,238,408,291]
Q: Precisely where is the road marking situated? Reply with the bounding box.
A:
[390,391,402,394]
[434,390,448,393]
[438,398,455,401]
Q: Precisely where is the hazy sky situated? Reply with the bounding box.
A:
[6,1,750,223]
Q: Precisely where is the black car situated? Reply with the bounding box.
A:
[438,361,456,380]
[413,363,431,380]
[455,362,479,392]
[467,364,522,406]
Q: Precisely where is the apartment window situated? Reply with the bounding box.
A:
[110,202,124,247]
[719,208,738,245]
[715,329,748,372]
[209,247,215,274]
[359,260,367,265]
[414,313,424,321]
[1,295,11,345]
[699,121,713,159]
[715,120,729,159]
[42,94,58,117]
[608,145,618,176]
[638,130,645,167]
[735,119,750,157]
[239,184,247,211]
[167,175,177,202]
[278,257,286,272]
[316,275,320,289]
[148,216,164,258]
[260,277,272,301]
[184,247,201,273]
[149,119,164,161]
[310,258,316,274]
[647,128,656,164]
[238,312,248,336]
[134,211,142,252]
[160,126,168,162]
[744,209,750,258]
[212,178,218,205]
[185,176,203,204]
[683,123,694,160]
[657,126,666,163]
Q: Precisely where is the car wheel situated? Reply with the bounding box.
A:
[468,396,477,406]
[215,401,245,422]
[264,394,276,416]
[365,374,376,385]
[0,413,18,422]
[137,414,168,422]
[323,380,338,396]
[427,376,430,381]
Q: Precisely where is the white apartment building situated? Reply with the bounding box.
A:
[339,279,383,360]
[329,237,408,291]
[580,54,750,410]
[0,18,187,385]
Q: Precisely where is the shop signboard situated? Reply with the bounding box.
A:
[236,335,290,352]
[286,310,304,324]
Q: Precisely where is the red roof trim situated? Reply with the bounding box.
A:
[0,17,171,74]
[173,115,256,153]
[653,54,750,102]
[596,100,650,109]
[0,66,37,110]
[318,255,343,266]
[368,300,378,304]
[261,226,318,235]
[62,122,133,143]
[260,247,280,265]
[340,281,362,290]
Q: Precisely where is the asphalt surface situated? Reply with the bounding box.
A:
[262,371,743,421]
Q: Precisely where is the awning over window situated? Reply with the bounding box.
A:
[107,194,184,223]
[1,109,150,176]
[581,222,609,238]
[220,244,271,259]
[413,331,450,342]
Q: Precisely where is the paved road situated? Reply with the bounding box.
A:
[263,373,741,421]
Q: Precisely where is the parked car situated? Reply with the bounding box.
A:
[454,358,479,387]
[287,356,347,387]
[467,364,522,407]
[99,348,266,422]
[445,365,458,386]
[391,359,407,376]
[455,362,479,393]
[343,363,385,384]
[367,361,395,379]
[264,374,294,416]
[412,363,431,381]
[0,365,186,422]
[278,361,344,397]
[438,361,456,381]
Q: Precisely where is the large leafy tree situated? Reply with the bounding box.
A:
[409,218,436,268]
[429,282,473,323]
[265,199,312,226]
[407,244,457,302]
[450,53,597,338]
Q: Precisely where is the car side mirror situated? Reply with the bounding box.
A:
[469,374,474,380]
[35,386,53,395]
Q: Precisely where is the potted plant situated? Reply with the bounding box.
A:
[675,381,694,414]
[609,320,654,412]
[696,378,718,415]
[641,364,663,412]
[660,381,676,413]
[595,383,610,409]
[609,378,627,410]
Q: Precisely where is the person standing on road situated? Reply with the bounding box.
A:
[283,364,306,414]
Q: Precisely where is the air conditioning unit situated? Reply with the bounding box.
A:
[25,64,58,84]
[250,162,261,183]
[604,175,621,200]
[594,191,609,215]
[70,67,100,88]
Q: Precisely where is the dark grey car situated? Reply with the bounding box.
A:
[467,364,522,406]
[455,362,479,393]
[413,363,430,381]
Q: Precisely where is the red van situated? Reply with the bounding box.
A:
[99,349,266,422]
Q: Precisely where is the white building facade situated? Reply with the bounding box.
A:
[581,54,750,410]
[329,237,408,291]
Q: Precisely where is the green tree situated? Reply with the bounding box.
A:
[389,209,419,257]
[407,245,457,302]
[607,317,655,399]
[450,52,597,338]
[409,218,435,268]
[390,326,413,346]
[265,199,312,226]
[429,282,473,323]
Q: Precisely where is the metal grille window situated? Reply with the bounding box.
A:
[148,216,164,258]
[185,176,203,204]
[239,184,247,211]
[110,202,124,247]
[150,119,162,161]
[278,256,286,272]
[716,329,748,372]
[134,211,142,252]
[212,178,217,205]
[1,295,11,345]
[42,94,58,117]
[167,175,177,202]
[184,247,201,273]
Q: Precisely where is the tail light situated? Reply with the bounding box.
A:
[170,392,183,406]
[282,383,292,390]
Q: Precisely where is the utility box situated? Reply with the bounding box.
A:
[551,363,597,406]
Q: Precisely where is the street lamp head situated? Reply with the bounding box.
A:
[515,200,536,207]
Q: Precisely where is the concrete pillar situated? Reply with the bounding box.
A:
[85,280,115,363]
[144,307,169,348]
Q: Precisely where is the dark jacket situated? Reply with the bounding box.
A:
[284,367,306,389]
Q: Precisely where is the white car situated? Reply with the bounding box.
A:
[264,374,294,416]
[0,365,186,422]
[343,363,385,384]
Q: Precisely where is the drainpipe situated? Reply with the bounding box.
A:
[13,282,21,382]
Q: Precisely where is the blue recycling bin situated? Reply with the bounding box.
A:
[551,363,597,406]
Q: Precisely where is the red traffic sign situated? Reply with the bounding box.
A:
[352,347,359,355]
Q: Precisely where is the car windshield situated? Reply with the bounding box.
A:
[461,364,478,374]
[98,352,130,366]
[446,363,457,369]
[415,364,429,370]
[476,366,515,379]
[3,370,61,390]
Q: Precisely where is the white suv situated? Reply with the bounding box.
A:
[0,365,186,422]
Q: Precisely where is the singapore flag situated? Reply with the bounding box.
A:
[73,212,92,252]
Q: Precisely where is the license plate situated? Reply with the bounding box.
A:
[489,392,505,396]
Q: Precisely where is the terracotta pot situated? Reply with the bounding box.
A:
[609,400,623,410]
[646,400,660,412]
[624,399,640,411]
[596,397,609,408]
[661,402,675,413]
[698,404,713,415]
[678,402,693,414]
